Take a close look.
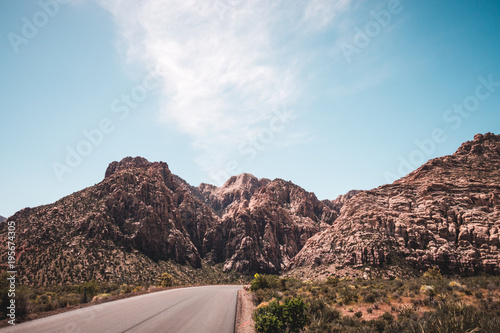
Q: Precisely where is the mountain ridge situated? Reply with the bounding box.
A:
[289,132,500,279]
[1,133,498,284]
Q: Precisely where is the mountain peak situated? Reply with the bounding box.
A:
[222,173,268,190]
[454,132,500,158]
[105,156,157,178]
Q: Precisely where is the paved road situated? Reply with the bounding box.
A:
[1,285,242,333]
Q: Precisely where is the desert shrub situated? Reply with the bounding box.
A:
[394,280,404,290]
[363,291,379,303]
[339,286,358,304]
[354,311,363,318]
[254,297,309,333]
[251,274,280,291]
[406,280,421,294]
[158,273,175,287]
[321,305,341,323]
[370,318,387,332]
[423,266,443,280]
[381,311,394,322]
[420,285,437,301]
[367,307,373,314]
[306,297,326,323]
[397,305,415,319]
[406,302,500,333]
[326,276,340,286]
[78,279,99,302]
[120,284,134,294]
[280,278,301,291]
[254,289,272,305]
[59,293,80,307]
[448,280,465,290]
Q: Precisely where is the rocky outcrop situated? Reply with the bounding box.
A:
[322,190,362,216]
[0,216,5,223]
[0,158,339,284]
[198,173,270,215]
[289,133,500,278]
[202,176,338,274]
[2,133,498,285]
[0,157,217,285]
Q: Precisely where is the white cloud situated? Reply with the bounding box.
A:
[98,0,351,177]
[302,0,351,32]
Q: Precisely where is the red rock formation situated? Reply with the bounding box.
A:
[289,133,500,278]
[0,157,217,285]
[2,133,498,285]
[202,176,338,274]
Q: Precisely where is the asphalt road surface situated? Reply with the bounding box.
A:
[1,285,242,333]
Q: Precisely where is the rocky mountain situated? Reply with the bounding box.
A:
[0,158,344,285]
[0,216,6,223]
[289,133,500,279]
[201,174,339,274]
[1,133,498,285]
[0,157,218,285]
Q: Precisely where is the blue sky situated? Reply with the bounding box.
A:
[1,0,499,218]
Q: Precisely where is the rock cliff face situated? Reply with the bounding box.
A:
[1,133,498,285]
[289,133,500,278]
[201,175,338,274]
[0,216,5,223]
[0,157,217,285]
[0,158,342,284]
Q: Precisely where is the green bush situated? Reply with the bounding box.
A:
[251,273,280,291]
[77,279,99,302]
[254,297,309,333]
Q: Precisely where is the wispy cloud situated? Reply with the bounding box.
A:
[302,0,351,32]
[98,0,352,175]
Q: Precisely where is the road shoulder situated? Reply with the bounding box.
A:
[235,288,255,333]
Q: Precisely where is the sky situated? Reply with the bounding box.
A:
[1,0,499,218]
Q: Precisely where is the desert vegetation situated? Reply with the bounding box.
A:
[250,269,500,332]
